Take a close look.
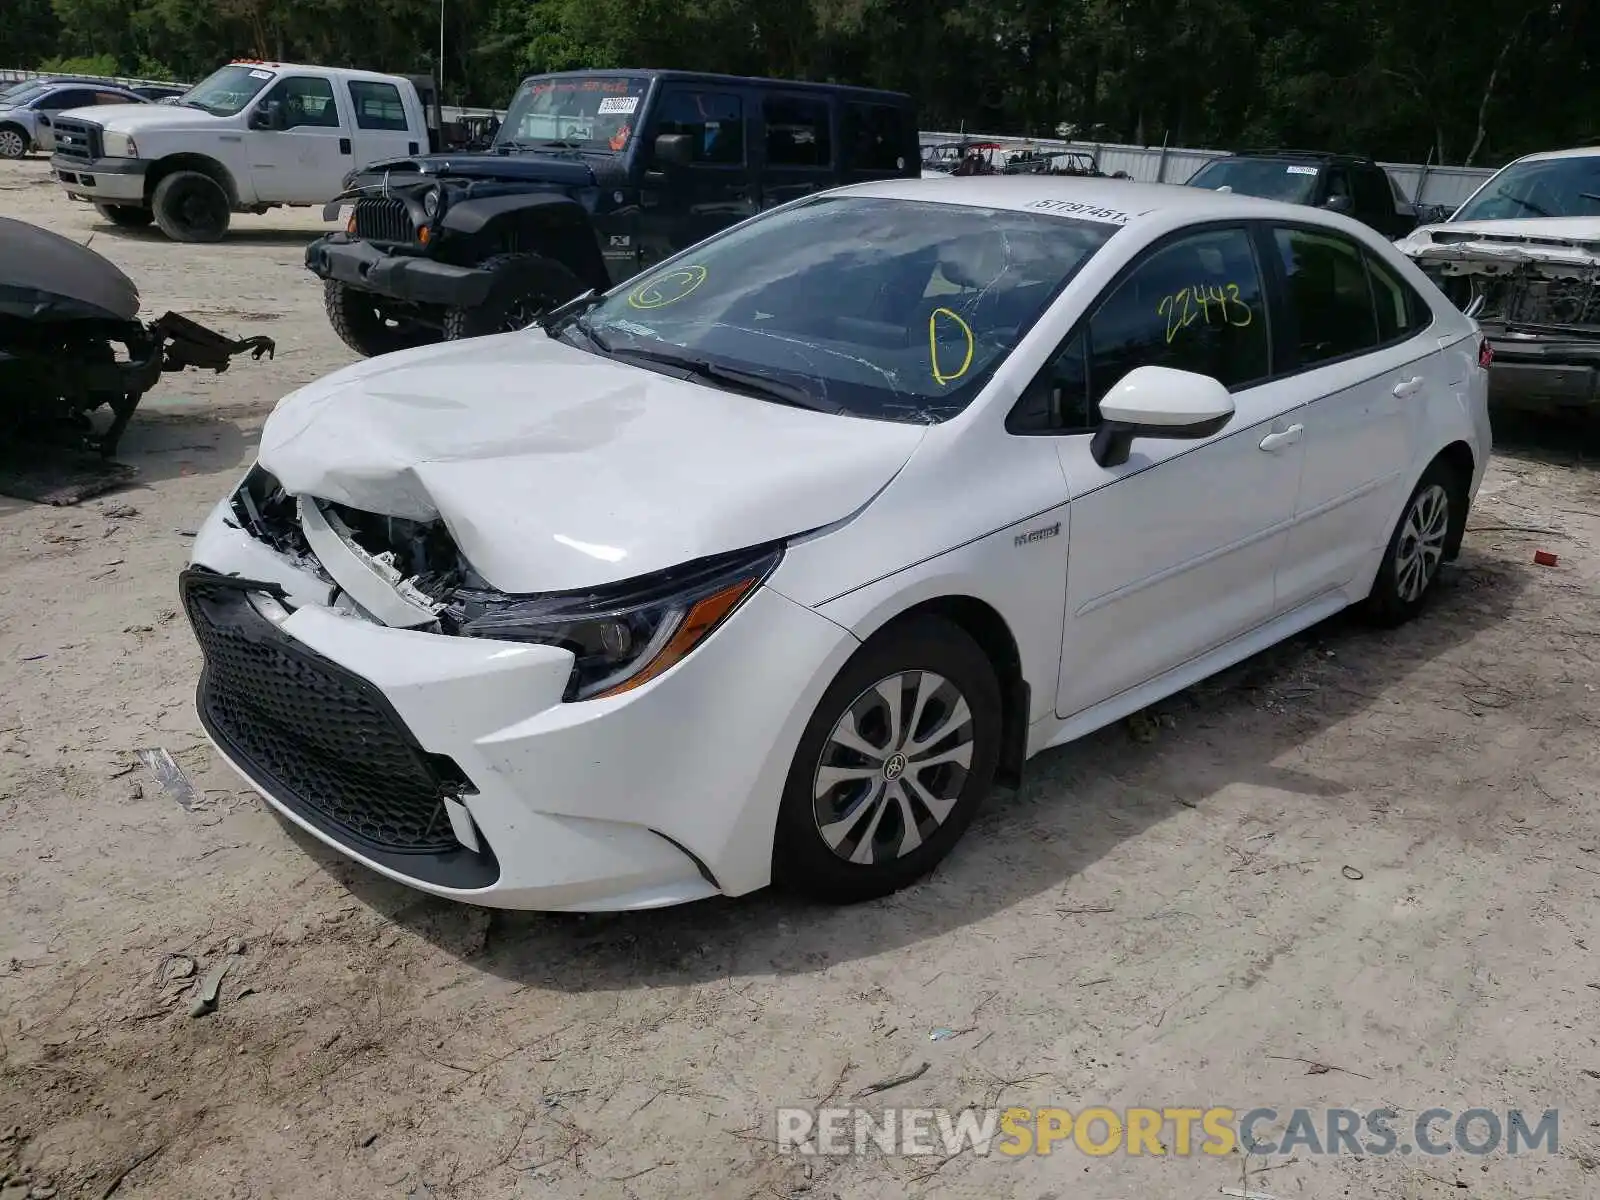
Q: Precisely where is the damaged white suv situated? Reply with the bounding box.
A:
[183,178,1491,912]
[1396,146,1600,412]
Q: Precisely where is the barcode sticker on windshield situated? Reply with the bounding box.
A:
[597,96,639,115]
[1286,165,1318,175]
[248,69,273,79]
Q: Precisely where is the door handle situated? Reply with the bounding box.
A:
[339,137,351,155]
[1259,423,1304,452]
[1393,376,1424,398]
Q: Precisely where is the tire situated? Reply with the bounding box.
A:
[0,125,28,160]
[324,280,436,358]
[93,202,153,229]
[441,253,584,340]
[1364,458,1465,626]
[773,616,1003,904]
[151,170,231,243]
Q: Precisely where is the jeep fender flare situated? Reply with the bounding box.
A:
[145,154,240,210]
[441,193,609,293]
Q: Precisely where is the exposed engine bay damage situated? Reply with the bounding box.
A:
[1402,228,1600,409]
[0,215,276,504]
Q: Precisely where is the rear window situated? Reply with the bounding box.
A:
[843,102,912,173]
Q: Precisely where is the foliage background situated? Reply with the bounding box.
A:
[3,0,1595,164]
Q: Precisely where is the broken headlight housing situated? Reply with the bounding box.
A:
[453,543,783,702]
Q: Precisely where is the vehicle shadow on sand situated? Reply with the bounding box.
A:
[281,544,1527,985]
[90,222,329,248]
[108,406,259,487]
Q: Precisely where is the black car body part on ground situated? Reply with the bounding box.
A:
[303,69,920,356]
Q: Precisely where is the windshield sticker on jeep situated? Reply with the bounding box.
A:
[1157,283,1254,344]
[1286,165,1318,175]
[928,307,975,385]
[628,265,708,309]
[1022,199,1133,225]
[598,96,639,115]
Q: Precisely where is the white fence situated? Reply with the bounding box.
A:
[921,130,1498,209]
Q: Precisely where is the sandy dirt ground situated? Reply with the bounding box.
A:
[2,155,1600,1200]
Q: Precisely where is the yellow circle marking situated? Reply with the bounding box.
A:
[628,264,708,309]
[929,306,975,385]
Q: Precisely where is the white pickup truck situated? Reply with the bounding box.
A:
[48,61,438,242]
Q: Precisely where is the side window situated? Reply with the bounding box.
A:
[348,81,408,132]
[653,90,743,165]
[763,95,831,168]
[1365,252,1432,343]
[1353,167,1393,219]
[1324,167,1351,202]
[263,76,340,130]
[843,102,908,173]
[1011,227,1269,434]
[1272,227,1379,365]
[94,91,132,105]
[39,89,95,110]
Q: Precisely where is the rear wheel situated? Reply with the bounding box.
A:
[151,170,230,243]
[773,617,1003,904]
[1364,458,1464,626]
[93,202,153,229]
[324,281,436,358]
[0,125,27,159]
[442,253,584,340]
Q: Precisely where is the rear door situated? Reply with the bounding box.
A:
[344,79,423,167]
[634,82,759,272]
[1266,223,1439,609]
[841,100,917,181]
[756,91,837,210]
[246,74,351,203]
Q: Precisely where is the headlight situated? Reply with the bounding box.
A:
[422,185,442,219]
[454,544,782,701]
[102,131,139,158]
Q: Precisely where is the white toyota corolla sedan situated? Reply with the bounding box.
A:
[183,177,1492,912]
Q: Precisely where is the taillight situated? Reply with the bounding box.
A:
[1478,337,1494,369]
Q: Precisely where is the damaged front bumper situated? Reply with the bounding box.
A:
[1403,237,1600,410]
[183,485,855,911]
[304,233,496,308]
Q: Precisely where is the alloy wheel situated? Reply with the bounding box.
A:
[1395,482,1449,602]
[812,670,975,865]
[0,129,26,159]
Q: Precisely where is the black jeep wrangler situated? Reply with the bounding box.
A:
[1183,150,1419,240]
[305,69,920,357]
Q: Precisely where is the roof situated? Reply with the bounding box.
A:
[839,174,1316,225]
[519,68,912,103]
[223,61,418,86]
[1221,149,1378,165]
[1502,145,1600,165]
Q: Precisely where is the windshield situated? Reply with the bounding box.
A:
[566,195,1117,423]
[1186,158,1320,203]
[1452,155,1600,222]
[497,75,649,152]
[0,83,49,107]
[180,64,275,117]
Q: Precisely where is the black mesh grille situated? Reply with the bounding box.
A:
[182,570,463,854]
[52,118,99,162]
[353,197,413,243]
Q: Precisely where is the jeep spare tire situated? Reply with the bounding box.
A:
[443,254,584,340]
[324,281,436,358]
[151,170,230,243]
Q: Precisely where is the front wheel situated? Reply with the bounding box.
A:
[773,616,1002,904]
[151,170,230,243]
[441,253,584,340]
[1364,458,1464,626]
[324,281,436,358]
[93,202,153,229]
[0,125,28,159]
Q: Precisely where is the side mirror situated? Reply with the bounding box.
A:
[654,133,693,168]
[1322,194,1354,215]
[1091,366,1235,468]
[249,101,286,131]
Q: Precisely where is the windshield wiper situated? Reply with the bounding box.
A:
[537,140,584,149]
[612,347,841,413]
[1499,187,1554,218]
[540,290,612,351]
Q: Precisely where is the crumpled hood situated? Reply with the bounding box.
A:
[257,334,927,594]
[1399,217,1600,271]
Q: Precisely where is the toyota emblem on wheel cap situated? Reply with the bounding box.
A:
[882,753,907,782]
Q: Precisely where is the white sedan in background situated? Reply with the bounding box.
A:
[182,177,1491,912]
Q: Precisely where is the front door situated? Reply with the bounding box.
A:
[756,91,837,210]
[246,75,350,203]
[634,84,759,272]
[1037,225,1308,717]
